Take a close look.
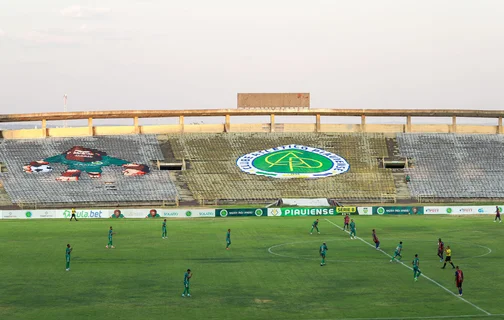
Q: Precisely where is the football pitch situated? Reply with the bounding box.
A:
[0,215,503,320]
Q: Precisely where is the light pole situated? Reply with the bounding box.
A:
[63,94,68,128]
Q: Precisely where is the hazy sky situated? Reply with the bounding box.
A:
[0,0,503,115]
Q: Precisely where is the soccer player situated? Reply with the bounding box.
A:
[65,244,73,271]
[437,238,444,262]
[106,226,116,249]
[349,219,356,239]
[495,206,502,223]
[412,254,422,281]
[343,214,350,231]
[310,219,320,234]
[182,269,192,297]
[455,266,464,296]
[319,242,328,266]
[372,229,380,249]
[390,241,403,262]
[442,245,456,269]
[70,208,78,221]
[162,219,167,239]
[226,229,231,250]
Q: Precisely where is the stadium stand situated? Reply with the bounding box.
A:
[398,133,504,199]
[0,135,178,207]
[162,133,395,203]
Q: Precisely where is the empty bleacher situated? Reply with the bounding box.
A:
[0,135,178,207]
[398,133,504,199]
[162,133,395,203]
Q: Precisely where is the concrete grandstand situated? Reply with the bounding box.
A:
[1,107,504,208]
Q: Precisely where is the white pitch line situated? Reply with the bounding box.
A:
[329,313,504,320]
[324,218,492,316]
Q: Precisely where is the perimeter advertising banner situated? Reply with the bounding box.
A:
[0,208,216,219]
[267,207,342,217]
[424,205,502,215]
[216,208,266,217]
[373,206,424,215]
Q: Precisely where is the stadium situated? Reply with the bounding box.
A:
[1,94,503,320]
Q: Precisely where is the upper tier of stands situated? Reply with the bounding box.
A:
[164,133,395,202]
[0,135,178,207]
[398,133,504,198]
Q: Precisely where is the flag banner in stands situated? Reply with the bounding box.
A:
[23,146,150,181]
[373,206,424,215]
[216,208,266,217]
[424,205,503,215]
[358,207,373,215]
[267,207,340,217]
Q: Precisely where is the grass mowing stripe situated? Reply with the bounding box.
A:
[324,218,492,316]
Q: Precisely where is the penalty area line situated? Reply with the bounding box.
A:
[324,218,492,316]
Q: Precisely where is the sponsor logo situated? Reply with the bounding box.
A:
[236,145,350,179]
[447,208,452,213]
[425,208,439,213]
[459,208,472,213]
[377,207,385,215]
[284,208,335,216]
[254,209,263,217]
[220,209,228,217]
[185,211,192,217]
[336,207,356,213]
[63,210,103,218]
[25,211,32,218]
[270,208,281,216]
[198,211,214,217]
[363,208,369,214]
[478,208,484,213]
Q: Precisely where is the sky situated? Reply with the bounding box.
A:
[0,0,503,119]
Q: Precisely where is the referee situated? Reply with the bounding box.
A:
[442,245,455,269]
[70,208,78,221]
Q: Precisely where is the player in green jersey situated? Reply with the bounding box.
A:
[162,219,167,239]
[226,229,231,250]
[310,219,320,234]
[65,244,73,271]
[319,242,328,266]
[412,254,422,281]
[390,241,403,262]
[182,269,192,297]
[349,219,356,239]
[106,226,116,249]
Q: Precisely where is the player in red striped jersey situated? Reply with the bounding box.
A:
[437,238,444,262]
[455,266,464,296]
[495,206,502,223]
[372,229,380,250]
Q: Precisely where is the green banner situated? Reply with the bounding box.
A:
[216,208,266,217]
[373,206,424,215]
[267,207,345,217]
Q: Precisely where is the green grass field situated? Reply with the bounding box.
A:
[0,215,503,320]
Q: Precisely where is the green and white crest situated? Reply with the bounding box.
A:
[236,145,350,179]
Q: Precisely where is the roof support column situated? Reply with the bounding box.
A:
[451,116,457,133]
[361,115,366,132]
[179,115,184,133]
[270,114,275,132]
[41,119,47,138]
[225,114,230,132]
[316,114,321,133]
[499,117,503,134]
[134,117,140,134]
[406,116,412,133]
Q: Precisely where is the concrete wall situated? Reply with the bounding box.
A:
[2,123,503,139]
